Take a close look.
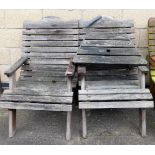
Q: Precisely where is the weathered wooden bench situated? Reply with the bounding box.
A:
[73,17,154,138]
[0,17,79,140]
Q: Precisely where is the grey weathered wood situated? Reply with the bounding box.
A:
[139,109,146,137]
[0,102,72,111]
[22,64,68,70]
[138,66,149,73]
[5,57,28,77]
[65,59,75,77]
[82,109,87,138]
[76,16,153,138]
[23,41,78,47]
[0,17,79,140]
[78,47,141,56]
[23,52,75,58]
[22,47,78,53]
[19,76,67,82]
[138,68,145,89]
[79,27,135,34]
[79,101,154,109]
[23,29,78,35]
[85,75,137,81]
[23,20,78,29]
[81,40,135,47]
[79,18,134,28]
[28,59,70,65]
[21,70,67,77]
[9,73,16,90]
[73,55,147,66]
[79,93,152,101]
[4,89,73,96]
[23,35,78,41]
[8,109,16,137]
[67,77,72,92]
[66,111,72,140]
[84,33,134,40]
[79,89,150,95]
[0,95,72,104]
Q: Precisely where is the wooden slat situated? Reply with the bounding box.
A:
[19,76,67,82]
[78,47,141,56]
[79,94,152,101]
[148,34,155,39]
[28,59,69,65]
[24,52,75,58]
[86,85,140,89]
[148,46,155,52]
[149,40,155,46]
[23,29,78,35]
[21,70,66,77]
[22,64,68,70]
[148,27,155,34]
[79,101,154,109]
[16,80,68,88]
[23,35,78,41]
[79,27,135,34]
[86,69,137,76]
[84,33,134,40]
[79,89,150,95]
[0,102,72,111]
[79,18,134,28]
[0,95,72,104]
[22,47,78,53]
[73,55,147,66]
[81,40,135,47]
[23,20,78,29]
[23,41,78,47]
[85,75,138,81]
[85,80,139,90]
[4,89,73,96]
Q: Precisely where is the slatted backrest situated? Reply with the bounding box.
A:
[21,17,79,83]
[148,18,155,83]
[78,17,140,82]
[79,17,135,48]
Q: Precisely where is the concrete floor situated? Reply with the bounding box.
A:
[0,106,155,145]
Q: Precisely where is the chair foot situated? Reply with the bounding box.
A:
[139,108,146,137]
[82,109,87,138]
[66,111,72,140]
[8,109,16,138]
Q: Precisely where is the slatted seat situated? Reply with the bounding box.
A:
[73,16,154,138]
[0,17,79,140]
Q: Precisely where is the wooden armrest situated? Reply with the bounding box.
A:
[138,66,149,74]
[65,59,75,77]
[77,66,86,76]
[5,56,28,77]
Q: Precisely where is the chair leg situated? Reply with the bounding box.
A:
[8,109,16,138]
[66,111,72,140]
[82,109,87,138]
[139,108,146,137]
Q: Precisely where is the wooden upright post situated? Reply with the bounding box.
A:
[66,76,72,140]
[78,66,87,138]
[138,69,146,137]
[8,73,16,137]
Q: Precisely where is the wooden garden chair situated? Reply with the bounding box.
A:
[148,17,155,96]
[0,17,78,140]
[73,16,154,138]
